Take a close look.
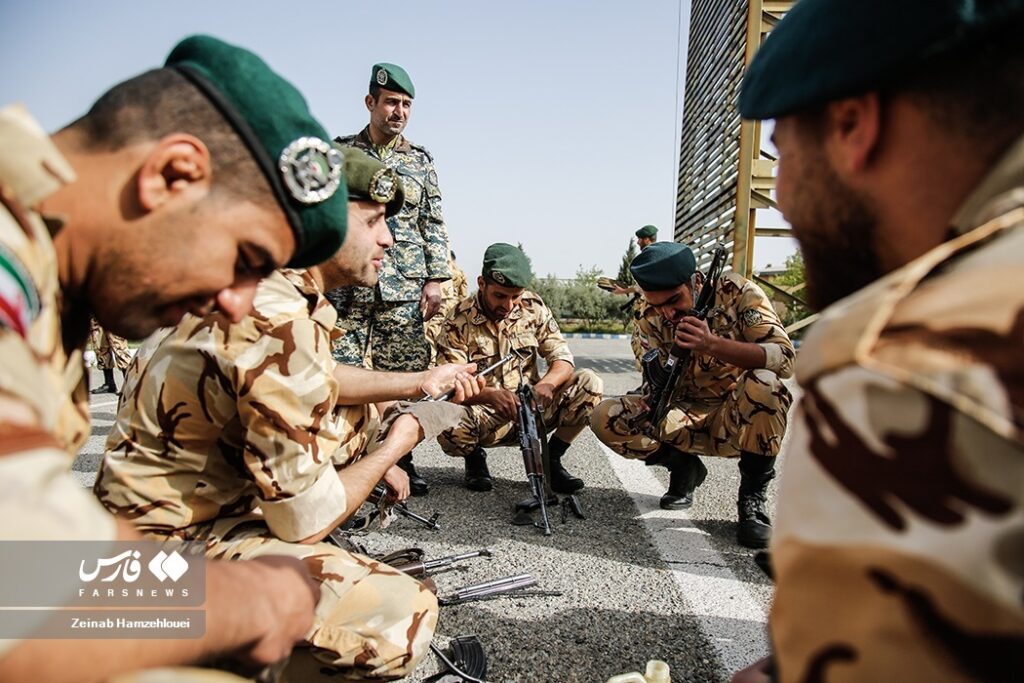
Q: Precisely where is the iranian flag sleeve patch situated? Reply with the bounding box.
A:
[0,244,39,338]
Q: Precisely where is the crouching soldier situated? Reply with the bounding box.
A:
[590,242,795,548]
[436,243,604,492]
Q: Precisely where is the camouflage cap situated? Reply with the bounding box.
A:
[339,146,404,219]
[371,63,415,98]
[482,243,533,288]
[740,0,1024,120]
[630,242,696,292]
[166,35,347,268]
[635,225,658,239]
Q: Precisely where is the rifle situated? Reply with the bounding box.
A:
[388,548,493,578]
[630,245,728,433]
[514,378,553,536]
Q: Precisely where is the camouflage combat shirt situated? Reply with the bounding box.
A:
[770,135,1024,681]
[635,271,795,403]
[437,291,574,391]
[96,269,356,544]
[335,127,451,302]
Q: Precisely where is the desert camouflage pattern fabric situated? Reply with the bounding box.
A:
[95,268,437,678]
[769,136,1024,682]
[435,291,603,455]
[90,319,132,371]
[629,294,647,369]
[426,255,468,365]
[591,272,795,459]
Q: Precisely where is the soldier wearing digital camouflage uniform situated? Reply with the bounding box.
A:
[729,1,1024,682]
[591,242,795,549]
[89,319,132,394]
[436,243,604,493]
[0,35,351,682]
[96,149,482,681]
[425,249,468,365]
[329,63,451,496]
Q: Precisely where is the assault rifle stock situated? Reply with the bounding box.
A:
[631,245,728,432]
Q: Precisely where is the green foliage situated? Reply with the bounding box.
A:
[770,251,810,329]
[531,265,630,331]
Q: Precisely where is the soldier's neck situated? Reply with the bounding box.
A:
[367,125,399,149]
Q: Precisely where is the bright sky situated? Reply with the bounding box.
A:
[1,0,796,278]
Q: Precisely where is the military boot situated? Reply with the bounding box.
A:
[736,452,775,549]
[91,369,118,395]
[397,453,428,497]
[548,437,584,494]
[464,447,492,492]
[647,446,708,510]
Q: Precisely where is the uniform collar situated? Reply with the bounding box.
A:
[357,126,412,154]
[0,104,76,209]
[469,292,525,327]
[951,131,1024,235]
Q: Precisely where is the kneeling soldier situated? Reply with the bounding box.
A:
[590,242,795,548]
[94,149,481,680]
[436,243,604,492]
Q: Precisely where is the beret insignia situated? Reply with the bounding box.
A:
[369,168,398,204]
[376,68,389,86]
[279,137,344,204]
[491,271,507,285]
[742,309,764,327]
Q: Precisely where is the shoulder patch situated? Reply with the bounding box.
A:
[0,242,40,337]
[742,308,764,327]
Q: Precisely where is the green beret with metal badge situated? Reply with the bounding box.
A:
[165,34,348,268]
[482,243,533,288]
[339,147,404,218]
[630,242,697,292]
[371,62,415,98]
[740,0,1024,120]
[635,225,658,239]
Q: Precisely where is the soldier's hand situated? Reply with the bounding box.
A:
[383,465,411,501]
[674,316,716,354]
[420,362,478,399]
[450,372,486,404]
[420,281,443,321]
[730,656,774,683]
[238,556,319,666]
[534,382,556,409]
[486,388,521,421]
[610,284,632,296]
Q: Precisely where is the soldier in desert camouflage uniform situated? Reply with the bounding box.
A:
[609,225,660,369]
[329,63,452,496]
[425,249,468,365]
[89,319,132,394]
[0,36,349,682]
[729,2,1024,682]
[96,149,481,680]
[436,243,604,493]
[590,242,795,549]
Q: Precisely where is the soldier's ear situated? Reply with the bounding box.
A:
[364,93,376,113]
[477,275,486,291]
[136,134,212,212]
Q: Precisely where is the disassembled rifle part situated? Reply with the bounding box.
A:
[425,634,489,683]
[420,352,515,402]
[438,573,560,606]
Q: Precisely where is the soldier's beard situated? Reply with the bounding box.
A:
[787,155,885,311]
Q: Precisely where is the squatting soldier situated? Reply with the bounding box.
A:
[329,62,452,496]
[609,225,660,367]
[732,1,1024,681]
[425,249,469,364]
[88,319,131,394]
[590,242,794,549]
[0,35,347,681]
[96,150,481,680]
[437,243,604,492]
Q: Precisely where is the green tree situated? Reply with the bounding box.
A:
[771,251,809,328]
[616,239,638,286]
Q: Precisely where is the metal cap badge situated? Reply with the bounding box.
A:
[369,168,398,204]
[278,137,344,205]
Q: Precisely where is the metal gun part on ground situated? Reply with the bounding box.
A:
[390,548,494,577]
[368,483,441,530]
[629,245,728,434]
[438,574,542,606]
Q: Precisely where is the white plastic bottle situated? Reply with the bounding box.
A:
[606,659,671,683]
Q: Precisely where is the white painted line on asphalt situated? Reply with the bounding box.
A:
[598,442,768,675]
[89,399,119,409]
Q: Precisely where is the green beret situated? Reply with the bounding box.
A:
[166,35,347,269]
[630,242,696,292]
[339,147,404,219]
[635,225,658,239]
[371,63,415,98]
[740,0,1024,120]
[482,243,533,288]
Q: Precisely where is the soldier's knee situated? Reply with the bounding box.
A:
[589,398,618,441]
[573,368,604,397]
[743,368,787,403]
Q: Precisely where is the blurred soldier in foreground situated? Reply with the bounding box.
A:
[436,243,603,492]
[591,242,794,548]
[96,150,482,680]
[426,249,468,364]
[330,63,452,496]
[732,0,1024,681]
[0,35,350,681]
[88,319,131,393]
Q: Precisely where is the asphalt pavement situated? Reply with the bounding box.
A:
[74,337,784,683]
